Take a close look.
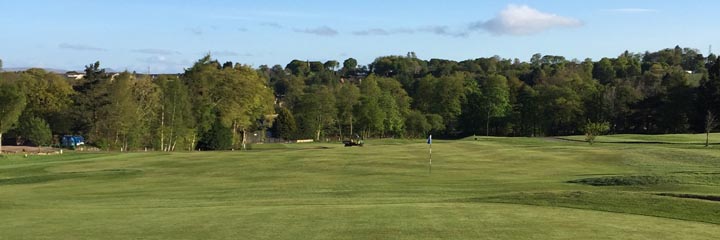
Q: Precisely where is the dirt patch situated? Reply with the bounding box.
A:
[0,146,60,154]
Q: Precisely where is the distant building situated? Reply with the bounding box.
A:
[65,71,85,80]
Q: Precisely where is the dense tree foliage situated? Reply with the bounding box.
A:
[18,116,52,146]
[1,46,719,151]
[0,82,26,152]
[272,107,297,140]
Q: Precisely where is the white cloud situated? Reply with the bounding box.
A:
[58,43,107,51]
[353,26,467,37]
[471,4,582,35]
[294,26,338,36]
[418,26,469,38]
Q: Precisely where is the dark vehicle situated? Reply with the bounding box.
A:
[343,134,364,147]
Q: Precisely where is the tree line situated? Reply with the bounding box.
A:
[1,45,720,151]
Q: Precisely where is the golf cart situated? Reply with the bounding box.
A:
[343,134,364,147]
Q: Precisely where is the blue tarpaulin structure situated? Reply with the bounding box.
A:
[61,135,85,149]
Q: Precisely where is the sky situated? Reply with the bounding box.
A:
[1,0,719,73]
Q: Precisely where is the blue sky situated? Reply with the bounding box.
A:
[1,0,718,73]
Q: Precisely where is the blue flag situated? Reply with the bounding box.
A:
[427,135,432,144]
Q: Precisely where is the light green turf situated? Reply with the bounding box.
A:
[1,137,719,239]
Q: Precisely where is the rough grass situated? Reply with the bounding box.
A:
[1,137,719,239]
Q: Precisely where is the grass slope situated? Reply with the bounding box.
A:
[1,137,719,239]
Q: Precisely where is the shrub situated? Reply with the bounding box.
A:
[583,121,610,145]
[18,116,52,146]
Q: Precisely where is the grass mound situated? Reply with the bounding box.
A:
[478,191,720,225]
[569,175,678,186]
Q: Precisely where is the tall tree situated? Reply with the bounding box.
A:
[0,83,27,153]
[324,60,340,71]
[342,58,358,76]
[130,75,161,149]
[460,80,485,135]
[379,92,404,137]
[404,110,430,138]
[286,60,310,76]
[335,83,360,138]
[90,72,137,151]
[415,73,466,132]
[376,76,411,137]
[16,68,75,135]
[700,61,720,119]
[355,75,384,138]
[273,107,297,140]
[157,75,195,151]
[214,65,275,149]
[184,55,221,141]
[593,58,615,84]
[72,61,108,136]
[479,74,511,136]
[295,85,337,140]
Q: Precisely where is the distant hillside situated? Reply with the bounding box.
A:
[0,67,123,73]
[1,67,71,73]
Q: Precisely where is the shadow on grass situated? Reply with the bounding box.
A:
[0,169,142,185]
[656,193,720,202]
[568,175,679,186]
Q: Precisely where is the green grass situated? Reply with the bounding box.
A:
[1,137,719,239]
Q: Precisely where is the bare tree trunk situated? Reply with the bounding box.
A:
[160,108,165,151]
[114,131,120,151]
[123,136,129,152]
[190,134,196,151]
[0,132,3,154]
[242,129,247,151]
[316,123,322,141]
[338,121,343,141]
[350,115,353,136]
[706,131,710,147]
